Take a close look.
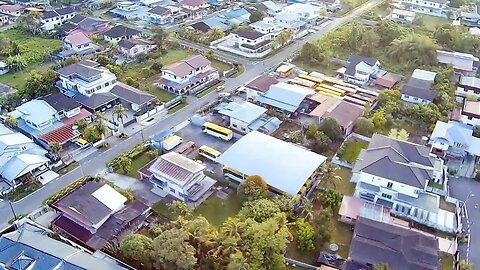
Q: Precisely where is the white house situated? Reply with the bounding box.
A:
[176,0,208,18]
[62,32,96,55]
[157,55,219,95]
[217,101,281,134]
[352,134,456,233]
[250,19,281,35]
[55,60,117,97]
[103,25,141,43]
[0,4,24,17]
[117,38,157,59]
[10,100,58,132]
[457,76,480,98]
[41,7,75,31]
[274,12,308,37]
[437,50,479,74]
[281,3,321,21]
[399,0,450,18]
[429,120,480,160]
[244,75,279,101]
[343,55,381,85]
[143,152,216,202]
[217,29,273,58]
[145,6,173,25]
[391,8,416,23]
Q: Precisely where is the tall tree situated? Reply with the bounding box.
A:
[353,117,375,137]
[388,34,438,67]
[151,228,197,270]
[118,156,132,174]
[207,28,225,42]
[239,198,281,222]
[237,175,268,201]
[320,163,342,189]
[93,112,109,139]
[249,10,265,23]
[48,142,62,158]
[113,104,128,126]
[371,110,387,130]
[319,118,343,141]
[120,234,152,262]
[295,218,315,251]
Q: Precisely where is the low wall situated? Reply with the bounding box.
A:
[217,43,271,58]
[135,105,166,122]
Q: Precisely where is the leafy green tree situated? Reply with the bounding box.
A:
[371,110,387,130]
[319,118,343,141]
[106,64,122,75]
[83,126,100,142]
[377,89,403,116]
[353,117,375,137]
[21,69,56,99]
[273,194,295,219]
[249,10,265,23]
[306,123,319,139]
[297,42,325,66]
[96,54,112,66]
[169,201,193,219]
[311,131,332,153]
[404,103,442,127]
[237,175,268,201]
[6,55,26,72]
[320,163,342,189]
[296,218,315,251]
[433,24,459,49]
[388,34,438,67]
[316,190,342,209]
[118,156,132,174]
[376,20,405,47]
[313,209,333,246]
[300,197,314,221]
[48,142,62,158]
[239,198,281,222]
[125,76,140,88]
[16,11,42,35]
[375,264,391,270]
[448,0,466,8]
[150,61,163,72]
[207,28,225,42]
[4,115,18,127]
[151,228,197,270]
[152,26,169,49]
[120,234,152,262]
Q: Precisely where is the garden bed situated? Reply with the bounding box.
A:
[4,182,41,202]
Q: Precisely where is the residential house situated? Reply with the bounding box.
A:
[0,221,129,270]
[401,78,437,104]
[373,72,403,89]
[437,50,479,75]
[254,0,283,16]
[352,134,456,233]
[11,0,47,6]
[399,0,450,17]
[274,12,308,36]
[412,68,437,83]
[218,29,274,58]
[347,217,439,270]
[218,8,250,25]
[139,152,216,203]
[244,75,279,101]
[308,93,364,136]
[157,55,219,95]
[281,3,321,22]
[39,92,87,122]
[176,0,208,18]
[256,82,315,114]
[60,32,102,58]
[41,7,75,31]
[145,6,173,25]
[56,60,117,97]
[460,100,480,126]
[117,38,156,59]
[51,180,150,250]
[0,4,24,17]
[343,55,381,85]
[391,8,416,23]
[188,16,231,33]
[217,131,327,202]
[109,1,145,19]
[430,120,480,160]
[456,76,480,98]
[0,124,48,186]
[250,19,281,35]
[460,11,480,27]
[103,25,141,43]
[110,82,155,112]
[59,15,112,36]
[217,101,281,134]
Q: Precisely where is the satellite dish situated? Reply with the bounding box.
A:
[72,125,78,130]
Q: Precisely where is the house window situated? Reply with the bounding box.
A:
[381,193,392,199]
[387,182,393,188]
[170,187,176,194]
[232,124,237,128]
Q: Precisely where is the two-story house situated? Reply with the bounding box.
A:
[0,125,49,186]
[61,32,102,58]
[103,24,141,43]
[217,101,281,134]
[218,29,274,58]
[41,7,75,31]
[274,12,308,36]
[59,15,112,36]
[157,54,219,95]
[343,55,381,85]
[401,78,437,104]
[250,19,282,35]
[176,0,209,18]
[56,60,117,97]
[0,4,24,18]
[51,180,150,250]
[281,2,321,22]
[430,120,480,160]
[352,134,456,233]
[457,75,480,98]
[139,152,216,203]
[437,50,479,75]
[117,38,157,59]
[145,6,173,25]
[399,0,450,17]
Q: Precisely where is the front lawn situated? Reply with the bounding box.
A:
[194,192,243,227]
[115,152,155,179]
[335,167,355,196]
[329,218,354,258]
[337,140,369,164]
[210,59,232,72]
[152,201,178,221]
[197,81,224,98]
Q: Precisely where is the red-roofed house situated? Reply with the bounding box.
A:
[0,4,24,17]
[62,32,102,58]
[157,55,219,95]
[177,0,208,18]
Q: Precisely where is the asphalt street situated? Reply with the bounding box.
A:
[0,0,381,229]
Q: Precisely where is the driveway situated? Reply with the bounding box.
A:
[0,0,381,230]
[449,177,480,266]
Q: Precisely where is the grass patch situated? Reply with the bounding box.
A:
[329,218,354,258]
[292,59,341,77]
[196,81,224,98]
[421,14,452,32]
[337,140,369,164]
[4,182,41,202]
[169,97,188,113]
[115,152,155,179]
[339,0,369,16]
[194,192,243,227]
[440,252,454,270]
[335,167,355,196]
[428,180,444,190]
[57,162,79,175]
[152,201,179,220]
[210,59,233,72]
[439,198,456,213]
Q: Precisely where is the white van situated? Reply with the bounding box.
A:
[162,135,183,151]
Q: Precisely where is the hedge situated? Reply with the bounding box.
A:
[106,143,148,170]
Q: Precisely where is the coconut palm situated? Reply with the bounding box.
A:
[320,163,342,189]
[300,197,314,221]
[93,112,109,139]
[48,142,62,158]
[113,104,128,126]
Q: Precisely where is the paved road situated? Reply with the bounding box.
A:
[0,0,380,229]
[450,177,480,267]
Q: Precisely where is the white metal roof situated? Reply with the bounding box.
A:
[92,184,127,211]
[218,101,267,124]
[412,69,437,82]
[217,131,327,196]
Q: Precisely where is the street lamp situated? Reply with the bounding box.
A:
[9,201,17,220]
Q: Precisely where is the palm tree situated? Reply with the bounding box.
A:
[300,197,314,222]
[4,115,18,127]
[221,217,243,240]
[48,142,62,158]
[207,28,225,41]
[112,104,128,127]
[93,112,109,139]
[320,163,342,189]
[118,156,132,174]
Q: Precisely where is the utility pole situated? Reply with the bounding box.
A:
[9,201,17,220]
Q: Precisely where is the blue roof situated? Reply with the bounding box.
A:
[153,130,172,142]
[12,100,57,127]
[256,82,315,113]
[204,16,231,31]
[220,8,249,20]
